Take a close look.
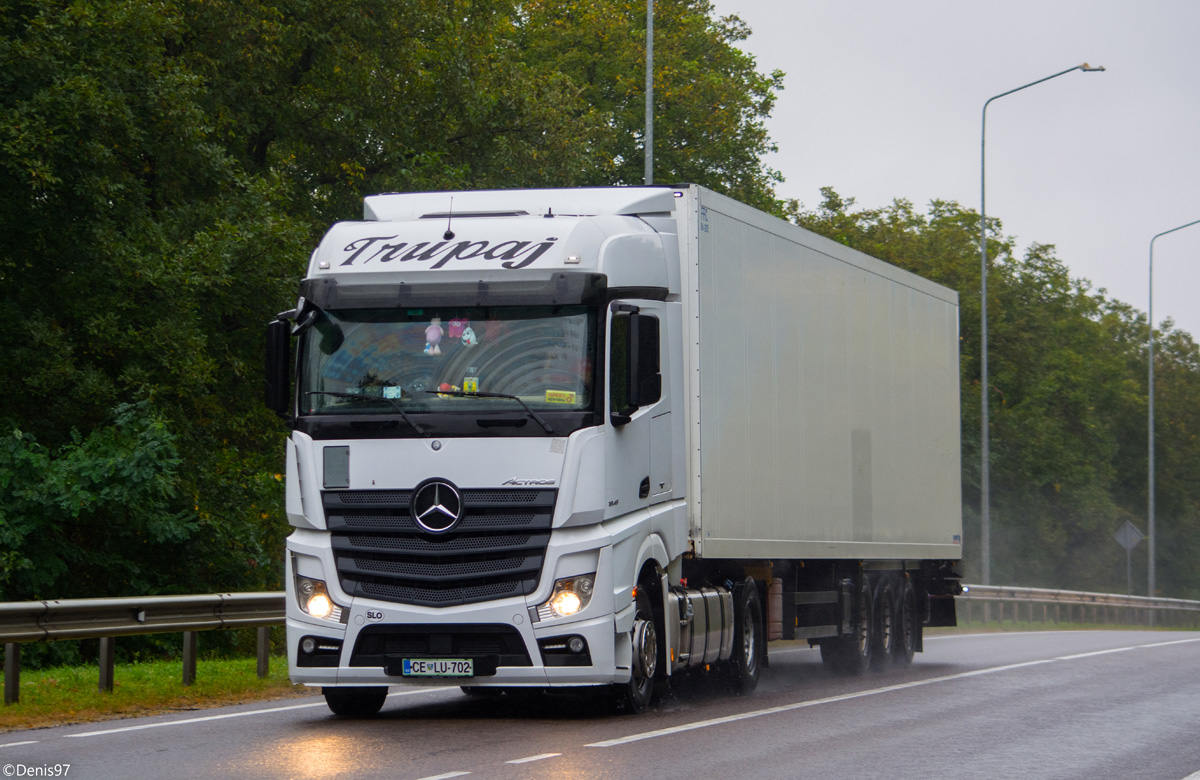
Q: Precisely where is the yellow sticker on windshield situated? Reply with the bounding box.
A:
[545,390,577,404]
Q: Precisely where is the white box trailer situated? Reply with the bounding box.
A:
[681,189,962,560]
[266,184,963,717]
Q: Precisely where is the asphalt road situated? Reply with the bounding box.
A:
[4,630,1200,780]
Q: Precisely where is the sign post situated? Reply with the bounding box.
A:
[1114,520,1145,596]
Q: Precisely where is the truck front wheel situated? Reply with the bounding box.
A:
[615,591,658,713]
[323,686,389,717]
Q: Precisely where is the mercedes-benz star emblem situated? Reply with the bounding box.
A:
[411,479,463,533]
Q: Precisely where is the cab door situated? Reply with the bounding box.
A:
[605,302,669,518]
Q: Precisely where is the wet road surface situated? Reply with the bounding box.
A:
[4,630,1200,779]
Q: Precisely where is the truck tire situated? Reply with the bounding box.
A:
[460,686,503,698]
[323,686,388,717]
[871,579,899,672]
[614,591,658,713]
[724,578,763,694]
[894,580,918,666]
[821,577,874,676]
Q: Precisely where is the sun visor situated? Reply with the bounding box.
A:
[299,273,609,309]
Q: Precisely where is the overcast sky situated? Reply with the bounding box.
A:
[707,0,1200,339]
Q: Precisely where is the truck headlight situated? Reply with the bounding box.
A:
[296,576,346,623]
[538,574,596,620]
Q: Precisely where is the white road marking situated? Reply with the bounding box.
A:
[0,741,39,748]
[1055,646,1138,660]
[65,701,329,737]
[506,753,562,764]
[1139,637,1200,649]
[416,773,471,780]
[587,637,1200,748]
[65,686,455,738]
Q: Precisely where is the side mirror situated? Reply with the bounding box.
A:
[610,308,661,426]
[265,318,291,416]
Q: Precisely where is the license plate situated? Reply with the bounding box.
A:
[401,658,473,677]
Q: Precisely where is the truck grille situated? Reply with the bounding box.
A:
[324,488,555,608]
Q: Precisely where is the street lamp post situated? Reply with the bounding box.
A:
[1147,218,1200,601]
[644,0,654,185]
[980,63,1104,586]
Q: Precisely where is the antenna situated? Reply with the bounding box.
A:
[443,197,455,240]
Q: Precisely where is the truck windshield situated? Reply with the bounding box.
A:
[299,306,596,416]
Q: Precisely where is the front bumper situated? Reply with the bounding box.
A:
[287,535,629,689]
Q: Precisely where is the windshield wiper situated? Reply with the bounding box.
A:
[305,391,429,437]
[424,390,557,435]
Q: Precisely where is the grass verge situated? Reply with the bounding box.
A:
[0,657,318,733]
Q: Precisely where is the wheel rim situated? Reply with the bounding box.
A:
[742,603,758,675]
[632,617,657,683]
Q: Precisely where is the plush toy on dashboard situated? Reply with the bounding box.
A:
[461,325,477,347]
[424,317,443,355]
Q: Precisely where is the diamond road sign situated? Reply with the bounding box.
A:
[1114,520,1145,551]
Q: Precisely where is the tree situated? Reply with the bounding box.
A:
[1,0,790,609]
[515,0,785,209]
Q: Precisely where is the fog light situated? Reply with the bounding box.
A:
[567,636,586,654]
[301,637,317,654]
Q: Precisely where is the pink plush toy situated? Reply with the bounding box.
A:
[425,317,443,355]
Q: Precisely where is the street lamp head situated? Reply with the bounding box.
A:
[1079,63,1106,72]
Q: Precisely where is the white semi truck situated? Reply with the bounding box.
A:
[265,185,963,716]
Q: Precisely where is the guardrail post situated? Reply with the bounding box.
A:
[182,631,198,686]
[4,644,19,705]
[257,627,270,679]
[98,637,115,693]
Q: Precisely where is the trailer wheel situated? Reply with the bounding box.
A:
[614,591,658,714]
[323,686,388,717]
[871,579,898,672]
[894,580,918,666]
[822,577,874,675]
[724,578,763,695]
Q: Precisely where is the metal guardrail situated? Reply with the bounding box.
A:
[957,584,1200,628]
[0,592,284,643]
[3,585,1199,705]
[1,592,285,705]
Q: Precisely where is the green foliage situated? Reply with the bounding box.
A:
[0,0,786,621]
[0,403,192,600]
[516,0,784,207]
[790,190,1200,596]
